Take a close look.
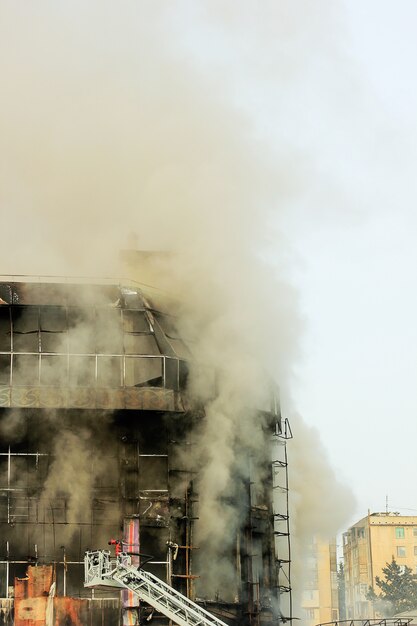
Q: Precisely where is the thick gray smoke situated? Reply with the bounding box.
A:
[0,0,355,611]
[0,407,115,547]
[39,428,104,543]
[145,251,301,598]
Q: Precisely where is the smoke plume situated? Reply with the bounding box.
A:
[289,415,356,614]
[39,428,103,543]
[0,0,356,611]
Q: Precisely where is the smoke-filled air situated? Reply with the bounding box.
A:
[0,1,356,619]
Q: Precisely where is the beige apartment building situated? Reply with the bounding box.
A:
[343,512,417,619]
[302,537,339,626]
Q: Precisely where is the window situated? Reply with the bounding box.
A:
[123,310,150,333]
[0,355,10,385]
[124,333,158,355]
[0,307,11,351]
[125,356,162,387]
[397,546,406,557]
[413,527,417,537]
[67,308,96,353]
[396,527,405,539]
[414,546,417,557]
[40,355,68,386]
[139,456,168,491]
[69,356,95,387]
[95,309,123,353]
[357,527,365,538]
[40,306,68,353]
[12,354,39,385]
[12,307,39,352]
[97,356,122,387]
[360,583,368,596]
[40,307,67,332]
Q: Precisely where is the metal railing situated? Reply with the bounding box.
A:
[317,617,413,626]
[0,352,187,392]
[0,273,164,293]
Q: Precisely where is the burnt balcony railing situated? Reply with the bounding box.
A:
[0,351,188,392]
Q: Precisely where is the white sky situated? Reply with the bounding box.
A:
[287,2,417,523]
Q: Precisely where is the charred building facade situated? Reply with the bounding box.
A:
[0,279,291,626]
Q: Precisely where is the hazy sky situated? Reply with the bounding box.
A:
[288,2,417,523]
[2,1,417,533]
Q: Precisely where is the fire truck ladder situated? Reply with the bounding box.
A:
[84,550,228,626]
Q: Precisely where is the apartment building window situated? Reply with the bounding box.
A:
[357,527,365,538]
[359,583,368,599]
[304,609,315,620]
[414,546,417,557]
[396,527,405,539]
[414,527,417,537]
[397,546,406,557]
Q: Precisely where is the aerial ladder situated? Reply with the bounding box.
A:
[84,549,228,626]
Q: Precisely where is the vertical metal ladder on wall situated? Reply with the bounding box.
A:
[84,550,228,626]
[272,417,293,624]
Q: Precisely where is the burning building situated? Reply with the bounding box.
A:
[0,277,292,626]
